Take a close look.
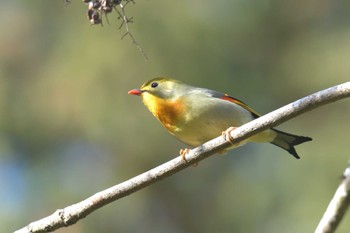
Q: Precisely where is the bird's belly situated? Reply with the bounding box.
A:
[170,104,276,147]
[172,110,249,147]
[174,122,276,147]
[174,122,231,146]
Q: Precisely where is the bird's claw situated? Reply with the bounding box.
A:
[179,148,191,162]
[222,127,237,144]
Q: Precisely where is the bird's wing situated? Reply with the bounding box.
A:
[219,94,260,118]
[195,88,261,118]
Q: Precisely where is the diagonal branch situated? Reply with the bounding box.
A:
[315,164,350,233]
[15,82,350,233]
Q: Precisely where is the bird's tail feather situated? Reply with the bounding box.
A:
[270,129,312,159]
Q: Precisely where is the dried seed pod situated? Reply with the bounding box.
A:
[88,1,101,10]
[87,9,94,20]
[90,10,101,24]
[112,0,121,5]
[103,6,113,13]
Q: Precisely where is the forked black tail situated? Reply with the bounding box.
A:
[270,129,312,159]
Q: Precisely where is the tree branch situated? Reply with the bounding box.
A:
[15,82,350,233]
[315,163,350,233]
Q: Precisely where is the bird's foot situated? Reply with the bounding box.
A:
[179,148,198,166]
[179,148,191,162]
[222,127,237,144]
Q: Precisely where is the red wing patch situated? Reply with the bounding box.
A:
[220,95,260,118]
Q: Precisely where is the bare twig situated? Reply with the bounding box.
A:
[315,163,350,233]
[81,0,148,60]
[15,82,350,233]
[117,3,148,60]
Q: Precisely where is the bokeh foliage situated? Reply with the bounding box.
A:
[1,0,350,232]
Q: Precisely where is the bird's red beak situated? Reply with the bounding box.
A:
[128,89,143,96]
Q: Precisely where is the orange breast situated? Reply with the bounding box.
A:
[142,95,186,133]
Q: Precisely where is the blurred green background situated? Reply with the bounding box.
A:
[1,0,350,232]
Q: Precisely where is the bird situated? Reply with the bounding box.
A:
[128,77,312,160]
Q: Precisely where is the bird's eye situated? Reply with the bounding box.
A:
[151,82,158,88]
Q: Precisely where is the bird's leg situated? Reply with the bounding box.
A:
[179,148,191,162]
[222,127,237,144]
